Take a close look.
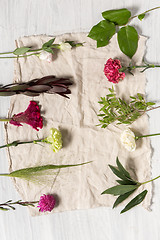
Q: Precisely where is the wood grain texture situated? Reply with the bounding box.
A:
[0,0,160,239]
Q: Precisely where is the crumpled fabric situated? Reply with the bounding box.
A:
[5,33,151,216]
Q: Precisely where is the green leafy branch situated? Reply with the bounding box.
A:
[88,7,160,58]
[0,38,83,59]
[102,157,148,213]
[98,87,157,128]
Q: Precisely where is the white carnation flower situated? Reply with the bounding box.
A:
[59,42,72,51]
[39,51,53,63]
[121,128,136,152]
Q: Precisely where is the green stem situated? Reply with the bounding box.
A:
[135,133,160,140]
[0,51,13,55]
[141,175,160,185]
[0,118,11,122]
[0,48,42,56]
[0,53,39,59]
[0,139,43,149]
[129,6,160,21]
[27,48,42,53]
[120,64,160,72]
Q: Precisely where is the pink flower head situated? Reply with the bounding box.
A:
[104,58,125,84]
[37,194,56,212]
[10,101,43,131]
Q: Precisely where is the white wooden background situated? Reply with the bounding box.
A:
[0,0,160,239]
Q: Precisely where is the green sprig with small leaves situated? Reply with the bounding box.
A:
[88,7,160,58]
[98,87,157,128]
[0,200,37,211]
[0,38,83,59]
[102,157,152,213]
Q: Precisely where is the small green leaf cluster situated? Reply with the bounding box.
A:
[101,157,147,213]
[98,87,155,128]
[88,8,144,58]
[41,38,56,53]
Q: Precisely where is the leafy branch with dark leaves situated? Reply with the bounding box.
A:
[0,75,72,98]
[98,87,158,128]
[88,7,160,58]
[101,157,158,213]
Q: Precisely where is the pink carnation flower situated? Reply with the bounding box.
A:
[10,101,43,131]
[104,58,125,84]
[37,194,56,212]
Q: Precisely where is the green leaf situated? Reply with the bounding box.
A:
[117,26,138,58]
[109,165,130,181]
[121,190,147,213]
[101,185,138,196]
[137,93,143,100]
[88,20,116,47]
[8,205,16,210]
[138,13,145,21]
[116,157,132,179]
[147,102,155,106]
[102,8,131,26]
[116,179,137,185]
[42,38,55,49]
[0,207,10,211]
[113,189,136,208]
[43,48,54,54]
[13,47,30,55]
[1,162,92,180]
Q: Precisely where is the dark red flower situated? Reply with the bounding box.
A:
[104,58,125,84]
[10,101,43,131]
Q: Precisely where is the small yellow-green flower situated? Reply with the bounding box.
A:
[43,128,62,153]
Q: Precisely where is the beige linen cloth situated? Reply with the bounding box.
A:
[5,33,151,216]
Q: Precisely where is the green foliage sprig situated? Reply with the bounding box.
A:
[88,7,160,58]
[0,38,83,59]
[0,200,37,211]
[102,157,149,213]
[98,87,157,128]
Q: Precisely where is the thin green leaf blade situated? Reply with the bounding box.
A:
[101,185,138,196]
[116,179,137,185]
[88,20,116,47]
[109,165,129,181]
[102,8,131,26]
[13,47,31,55]
[117,26,138,58]
[5,162,92,178]
[42,38,55,49]
[116,157,132,179]
[0,207,10,211]
[121,190,148,213]
[113,189,136,208]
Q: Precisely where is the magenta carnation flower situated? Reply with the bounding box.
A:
[104,58,125,84]
[10,101,43,131]
[37,194,56,212]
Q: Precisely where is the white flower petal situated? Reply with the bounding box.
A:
[59,42,72,51]
[121,128,136,152]
[39,51,53,62]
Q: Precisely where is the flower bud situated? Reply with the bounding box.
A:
[59,42,72,51]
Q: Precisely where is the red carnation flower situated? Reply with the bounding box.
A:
[10,101,43,131]
[37,194,56,212]
[104,58,125,84]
